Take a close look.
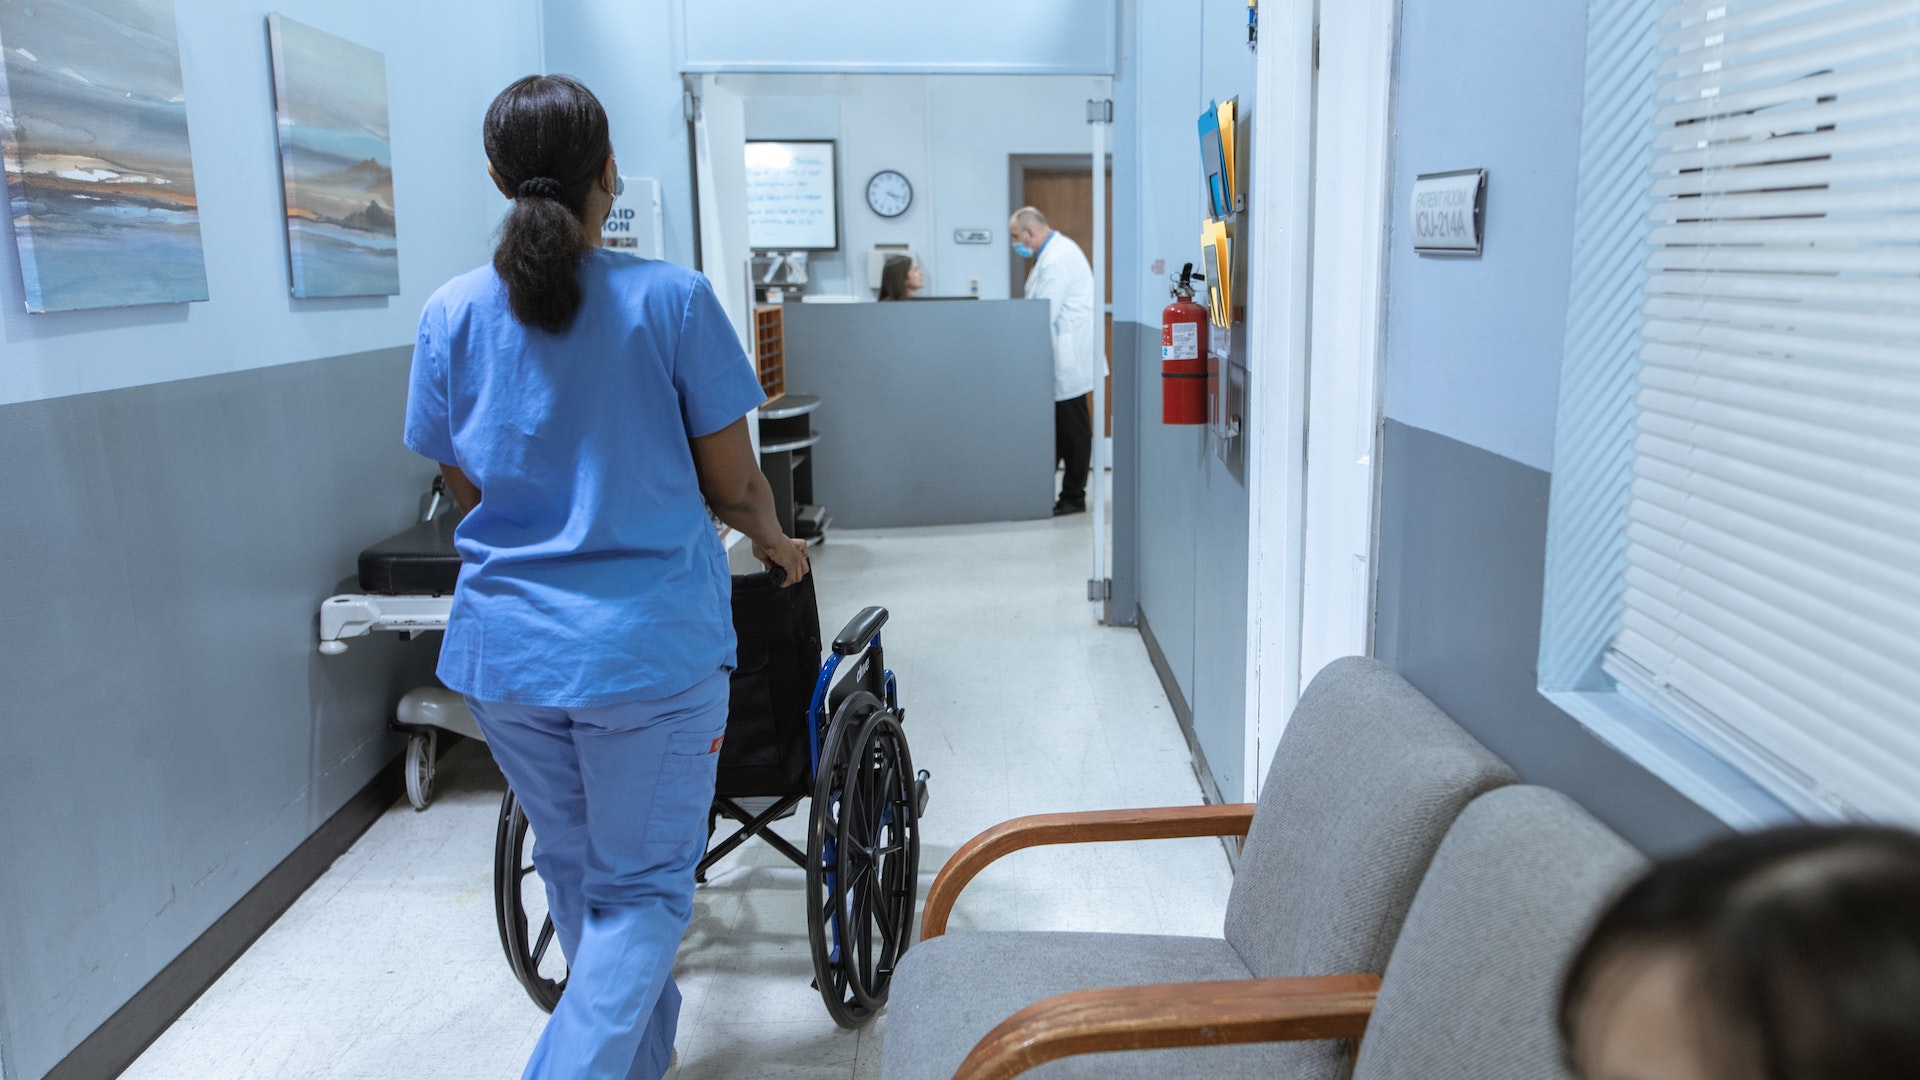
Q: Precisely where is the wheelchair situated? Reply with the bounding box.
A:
[321,493,928,1027]
[491,569,929,1028]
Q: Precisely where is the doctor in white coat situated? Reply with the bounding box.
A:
[1010,206,1104,516]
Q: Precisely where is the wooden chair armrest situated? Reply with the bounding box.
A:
[921,804,1257,939]
[951,973,1381,1080]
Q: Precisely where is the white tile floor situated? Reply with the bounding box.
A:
[125,514,1233,1080]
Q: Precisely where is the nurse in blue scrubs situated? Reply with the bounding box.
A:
[403,75,809,1080]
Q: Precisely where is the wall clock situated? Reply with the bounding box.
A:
[866,170,913,218]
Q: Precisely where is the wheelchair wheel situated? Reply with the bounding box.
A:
[806,691,922,1027]
[838,707,921,1010]
[494,788,567,1012]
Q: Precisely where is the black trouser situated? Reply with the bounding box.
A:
[1054,392,1092,505]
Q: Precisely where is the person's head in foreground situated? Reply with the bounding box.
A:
[1560,823,1920,1080]
[878,254,923,300]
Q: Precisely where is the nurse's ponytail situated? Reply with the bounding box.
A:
[483,75,612,334]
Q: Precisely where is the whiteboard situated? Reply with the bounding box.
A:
[745,140,840,251]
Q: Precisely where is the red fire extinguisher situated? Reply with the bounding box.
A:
[1161,263,1209,425]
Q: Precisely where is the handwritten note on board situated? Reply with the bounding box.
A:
[746,141,839,251]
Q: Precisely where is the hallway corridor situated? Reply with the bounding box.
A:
[124,516,1234,1079]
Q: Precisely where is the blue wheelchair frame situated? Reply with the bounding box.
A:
[686,602,922,1027]
[692,605,896,881]
[500,600,923,1029]
[804,616,901,983]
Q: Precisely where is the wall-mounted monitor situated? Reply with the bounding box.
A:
[746,140,840,251]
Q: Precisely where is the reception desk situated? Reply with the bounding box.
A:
[779,299,1056,528]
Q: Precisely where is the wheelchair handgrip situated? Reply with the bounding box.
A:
[831,606,889,656]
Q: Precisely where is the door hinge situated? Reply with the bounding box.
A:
[1087,98,1114,124]
[1087,578,1112,602]
[683,89,699,124]
[1313,22,1321,71]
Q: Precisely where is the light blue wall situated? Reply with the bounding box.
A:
[1113,0,1211,328]
[542,0,698,270]
[1117,0,1254,800]
[542,3,1117,278]
[681,0,1117,75]
[1373,0,1725,853]
[1379,0,1589,473]
[0,0,542,407]
[0,4,542,1076]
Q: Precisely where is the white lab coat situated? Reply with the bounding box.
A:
[1022,232,1105,402]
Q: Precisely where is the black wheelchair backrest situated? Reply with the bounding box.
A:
[720,570,823,797]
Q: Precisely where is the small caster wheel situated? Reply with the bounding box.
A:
[405,730,438,810]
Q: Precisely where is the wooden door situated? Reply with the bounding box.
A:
[1019,168,1114,435]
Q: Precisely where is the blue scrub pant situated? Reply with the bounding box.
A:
[468,669,729,1080]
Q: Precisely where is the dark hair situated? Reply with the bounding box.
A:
[483,75,611,334]
[878,255,915,301]
[1560,824,1920,1080]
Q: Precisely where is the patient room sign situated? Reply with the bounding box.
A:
[1411,169,1486,256]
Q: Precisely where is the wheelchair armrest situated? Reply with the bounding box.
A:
[831,606,889,656]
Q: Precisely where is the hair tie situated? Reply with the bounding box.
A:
[516,176,563,200]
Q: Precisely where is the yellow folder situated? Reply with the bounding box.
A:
[1218,98,1238,211]
[1200,217,1233,328]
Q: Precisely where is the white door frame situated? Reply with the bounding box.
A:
[1298,1,1398,687]
[1090,101,1111,620]
[1243,0,1399,800]
[1242,0,1319,803]
[690,75,753,348]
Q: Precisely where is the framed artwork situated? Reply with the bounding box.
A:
[0,0,209,313]
[266,14,398,298]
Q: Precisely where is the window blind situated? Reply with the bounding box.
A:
[1606,0,1920,821]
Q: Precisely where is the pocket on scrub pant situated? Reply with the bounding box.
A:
[644,727,725,857]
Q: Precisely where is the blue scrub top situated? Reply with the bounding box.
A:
[404,250,766,707]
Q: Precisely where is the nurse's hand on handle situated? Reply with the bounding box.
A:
[691,416,811,588]
[755,536,809,587]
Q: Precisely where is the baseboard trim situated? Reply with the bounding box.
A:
[1137,612,1239,870]
[45,757,405,1080]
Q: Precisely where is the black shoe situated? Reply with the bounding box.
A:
[1052,498,1087,516]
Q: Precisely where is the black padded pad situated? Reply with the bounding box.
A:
[357,515,462,596]
[831,605,890,656]
[720,571,823,798]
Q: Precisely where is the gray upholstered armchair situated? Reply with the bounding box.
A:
[933,786,1645,1080]
[882,657,1520,1080]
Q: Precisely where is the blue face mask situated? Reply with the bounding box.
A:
[1012,241,1035,259]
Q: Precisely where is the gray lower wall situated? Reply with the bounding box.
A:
[1373,420,1729,856]
[780,300,1055,529]
[0,348,441,1079]
[1127,319,1251,800]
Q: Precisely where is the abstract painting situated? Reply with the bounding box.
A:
[266,15,397,298]
[0,0,209,313]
